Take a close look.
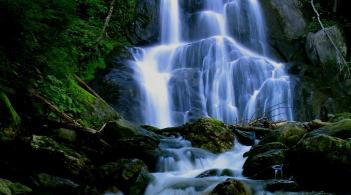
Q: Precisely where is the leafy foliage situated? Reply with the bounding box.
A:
[0,0,136,128]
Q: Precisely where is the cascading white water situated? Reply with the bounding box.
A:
[132,0,293,128]
[130,0,294,194]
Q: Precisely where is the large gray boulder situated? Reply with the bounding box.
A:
[128,0,160,45]
[260,0,306,61]
[305,25,347,66]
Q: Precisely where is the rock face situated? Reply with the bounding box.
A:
[179,0,205,13]
[161,118,234,153]
[306,26,347,66]
[210,179,251,195]
[128,0,160,45]
[260,0,306,61]
[93,46,144,124]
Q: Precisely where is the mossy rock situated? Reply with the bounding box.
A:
[30,173,79,194]
[259,123,306,147]
[30,135,91,177]
[0,178,32,195]
[179,118,234,153]
[210,179,251,195]
[52,128,77,143]
[97,159,150,195]
[329,113,351,122]
[243,149,286,179]
[308,119,351,140]
[67,80,119,129]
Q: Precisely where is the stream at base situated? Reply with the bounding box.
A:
[145,137,250,194]
[145,137,269,195]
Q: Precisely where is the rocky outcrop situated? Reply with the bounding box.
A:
[210,179,251,195]
[160,118,234,153]
[128,0,160,45]
[306,26,347,66]
[260,0,306,61]
[92,46,144,124]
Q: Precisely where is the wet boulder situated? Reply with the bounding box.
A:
[306,26,347,66]
[196,169,235,178]
[210,179,251,195]
[288,134,351,192]
[234,130,256,146]
[243,149,286,179]
[97,159,150,195]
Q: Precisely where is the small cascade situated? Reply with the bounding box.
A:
[144,137,251,195]
[272,164,284,180]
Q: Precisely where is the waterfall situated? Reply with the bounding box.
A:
[128,0,295,194]
[132,0,293,128]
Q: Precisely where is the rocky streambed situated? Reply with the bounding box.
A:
[1,114,351,194]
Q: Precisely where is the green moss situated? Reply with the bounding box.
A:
[0,92,21,127]
[37,76,118,128]
[329,112,351,122]
[183,118,234,153]
[0,178,32,195]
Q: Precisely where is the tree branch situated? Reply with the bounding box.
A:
[29,90,97,134]
[310,0,350,77]
[97,0,116,43]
